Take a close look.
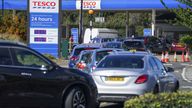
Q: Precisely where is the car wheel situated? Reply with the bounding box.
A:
[153,85,159,94]
[174,82,179,92]
[64,87,87,108]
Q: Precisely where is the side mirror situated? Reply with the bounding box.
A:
[40,65,53,71]
[167,67,174,72]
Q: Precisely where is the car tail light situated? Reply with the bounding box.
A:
[76,62,86,70]
[70,56,78,61]
[135,75,148,84]
[92,66,96,70]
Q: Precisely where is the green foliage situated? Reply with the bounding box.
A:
[0,10,27,42]
[179,35,192,48]
[124,91,192,108]
[161,0,192,30]
[43,54,57,61]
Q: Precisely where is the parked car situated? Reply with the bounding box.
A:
[170,42,186,52]
[0,41,98,108]
[91,51,179,103]
[122,39,149,52]
[75,48,123,73]
[134,36,169,53]
[102,42,123,49]
[68,43,101,68]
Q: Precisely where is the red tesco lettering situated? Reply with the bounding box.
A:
[83,2,96,6]
[33,1,56,6]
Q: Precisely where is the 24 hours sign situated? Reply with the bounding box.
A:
[28,0,60,57]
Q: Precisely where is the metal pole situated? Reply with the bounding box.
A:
[79,0,83,43]
[90,15,93,40]
[152,9,156,36]
[126,11,129,37]
[2,0,4,16]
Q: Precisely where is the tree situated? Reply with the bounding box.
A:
[161,0,192,30]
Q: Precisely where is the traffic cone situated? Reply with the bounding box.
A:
[164,51,169,63]
[161,51,165,62]
[185,51,190,62]
[181,51,185,62]
[173,51,177,62]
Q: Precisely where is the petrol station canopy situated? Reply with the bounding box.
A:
[0,0,187,10]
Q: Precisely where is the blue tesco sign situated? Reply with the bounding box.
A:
[28,0,60,58]
[143,28,152,36]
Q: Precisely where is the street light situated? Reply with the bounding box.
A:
[88,9,94,40]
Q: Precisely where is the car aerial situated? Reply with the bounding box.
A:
[75,48,123,73]
[122,39,149,52]
[102,42,123,49]
[68,43,101,68]
[91,51,179,103]
[0,41,98,108]
[134,36,169,53]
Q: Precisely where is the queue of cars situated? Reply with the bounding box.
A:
[0,37,179,108]
[68,37,179,106]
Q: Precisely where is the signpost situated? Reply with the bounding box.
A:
[28,0,61,58]
[71,28,79,44]
[143,28,152,37]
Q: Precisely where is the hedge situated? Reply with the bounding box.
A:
[124,91,192,108]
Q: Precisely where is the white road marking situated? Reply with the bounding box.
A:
[164,63,173,66]
[174,70,179,73]
[181,63,190,66]
[180,86,192,89]
[181,68,192,83]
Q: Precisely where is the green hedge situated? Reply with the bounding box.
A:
[124,91,192,108]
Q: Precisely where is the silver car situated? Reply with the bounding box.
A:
[91,51,179,102]
[75,48,123,73]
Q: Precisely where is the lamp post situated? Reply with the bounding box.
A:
[79,0,83,43]
[88,9,94,41]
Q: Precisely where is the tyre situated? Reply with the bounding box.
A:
[153,85,159,94]
[64,87,87,108]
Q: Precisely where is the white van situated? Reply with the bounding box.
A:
[83,28,118,43]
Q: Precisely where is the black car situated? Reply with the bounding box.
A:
[0,41,97,108]
[122,39,149,52]
[134,36,169,53]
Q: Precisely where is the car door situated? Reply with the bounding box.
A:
[0,47,30,107]
[149,57,168,92]
[152,57,172,92]
[11,47,60,107]
[153,57,175,92]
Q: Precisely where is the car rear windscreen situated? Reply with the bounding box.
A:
[96,50,113,62]
[74,48,98,56]
[123,41,144,48]
[97,55,144,69]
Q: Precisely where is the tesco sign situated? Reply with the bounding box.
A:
[76,0,101,10]
[32,1,56,6]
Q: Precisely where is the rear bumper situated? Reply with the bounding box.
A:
[98,94,138,102]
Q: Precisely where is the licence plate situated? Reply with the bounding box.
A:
[105,77,124,81]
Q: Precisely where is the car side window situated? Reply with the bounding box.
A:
[153,57,167,73]
[13,48,49,68]
[149,57,159,70]
[81,52,92,64]
[0,47,12,65]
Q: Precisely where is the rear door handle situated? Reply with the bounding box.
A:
[21,72,32,76]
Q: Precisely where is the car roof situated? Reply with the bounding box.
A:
[74,43,102,49]
[124,39,144,42]
[0,40,27,47]
[80,48,123,54]
[110,51,151,56]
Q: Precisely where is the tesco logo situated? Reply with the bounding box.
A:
[32,1,56,7]
[83,2,96,8]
